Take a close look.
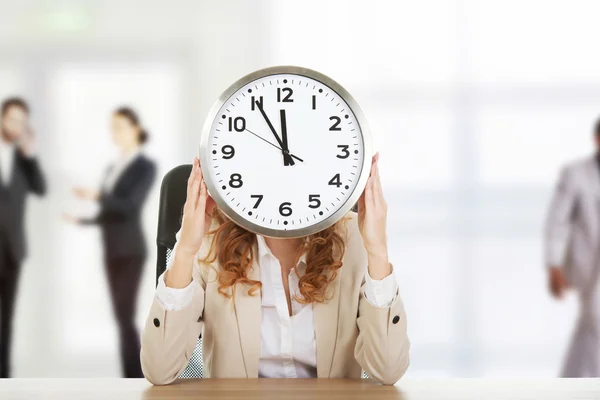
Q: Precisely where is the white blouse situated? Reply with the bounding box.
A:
[102,149,141,192]
[155,232,398,378]
[0,139,15,186]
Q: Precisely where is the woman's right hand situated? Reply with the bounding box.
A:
[177,157,215,256]
[166,157,215,288]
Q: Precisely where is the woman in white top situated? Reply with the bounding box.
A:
[141,154,409,385]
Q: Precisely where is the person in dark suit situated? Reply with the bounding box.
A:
[0,97,46,378]
[64,107,156,378]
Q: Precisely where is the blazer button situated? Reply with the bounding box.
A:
[392,315,400,324]
[153,318,160,327]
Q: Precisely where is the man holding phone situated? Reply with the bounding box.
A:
[0,97,46,378]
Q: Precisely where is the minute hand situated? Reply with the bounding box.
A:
[255,101,294,166]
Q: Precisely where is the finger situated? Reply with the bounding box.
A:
[185,159,200,206]
[374,152,380,164]
[187,159,197,193]
[188,164,202,210]
[197,157,204,183]
[373,160,385,208]
[358,187,366,214]
[197,180,208,213]
[205,195,216,217]
[370,155,376,177]
[364,177,375,211]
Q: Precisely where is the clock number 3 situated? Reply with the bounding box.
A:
[336,145,350,159]
[229,173,243,188]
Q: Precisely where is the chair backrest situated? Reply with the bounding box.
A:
[156,164,204,378]
[156,164,192,279]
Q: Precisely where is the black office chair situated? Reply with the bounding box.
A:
[156,165,365,379]
[156,164,204,378]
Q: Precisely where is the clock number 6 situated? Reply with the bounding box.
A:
[308,194,321,209]
[279,202,292,217]
[229,173,243,188]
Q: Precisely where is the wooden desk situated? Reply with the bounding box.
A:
[1,378,599,400]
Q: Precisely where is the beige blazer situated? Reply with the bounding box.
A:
[140,212,410,385]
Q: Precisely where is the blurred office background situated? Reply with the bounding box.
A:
[0,0,596,377]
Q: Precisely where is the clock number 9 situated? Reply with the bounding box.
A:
[329,116,342,131]
[336,145,350,159]
[228,117,246,132]
[308,194,321,209]
[229,173,243,188]
[221,145,235,159]
[279,202,292,217]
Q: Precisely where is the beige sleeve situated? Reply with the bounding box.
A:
[140,230,209,385]
[354,283,410,385]
[343,213,410,385]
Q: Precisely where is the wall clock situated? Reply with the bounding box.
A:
[199,66,372,238]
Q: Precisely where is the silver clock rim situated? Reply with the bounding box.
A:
[199,65,373,239]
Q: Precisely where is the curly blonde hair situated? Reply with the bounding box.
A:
[201,207,347,303]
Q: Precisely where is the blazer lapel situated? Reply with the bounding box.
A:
[233,248,262,378]
[313,247,343,378]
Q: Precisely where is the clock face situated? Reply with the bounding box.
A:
[200,67,371,238]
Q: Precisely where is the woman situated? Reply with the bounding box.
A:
[141,154,409,385]
[65,107,156,378]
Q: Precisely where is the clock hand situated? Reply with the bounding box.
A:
[255,100,295,166]
[279,109,294,166]
[244,128,304,162]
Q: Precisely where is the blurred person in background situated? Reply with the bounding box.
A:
[0,97,46,378]
[545,117,600,377]
[64,107,156,378]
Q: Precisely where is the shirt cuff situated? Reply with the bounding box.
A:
[363,264,399,308]
[155,271,196,311]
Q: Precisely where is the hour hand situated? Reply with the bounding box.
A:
[255,100,294,166]
[279,109,294,166]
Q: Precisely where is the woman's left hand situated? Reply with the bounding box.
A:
[358,152,391,280]
[73,187,100,201]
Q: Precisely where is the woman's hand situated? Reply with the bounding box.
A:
[358,153,391,280]
[165,157,215,288]
[73,187,100,201]
[62,213,81,224]
[177,157,215,256]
